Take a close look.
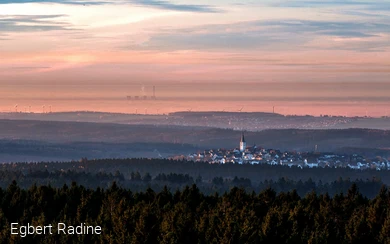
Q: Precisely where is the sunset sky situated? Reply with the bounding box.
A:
[0,0,389,115]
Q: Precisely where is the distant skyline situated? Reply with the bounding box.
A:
[0,0,389,115]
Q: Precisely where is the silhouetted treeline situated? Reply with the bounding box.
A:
[0,169,386,198]
[2,158,390,185]
[1,182,390,243]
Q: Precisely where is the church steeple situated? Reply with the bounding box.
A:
[240,132,245,143]
[240,132,246,152]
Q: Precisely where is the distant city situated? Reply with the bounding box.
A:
[177,132,390,171]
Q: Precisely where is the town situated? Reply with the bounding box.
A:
[179,133,390,170]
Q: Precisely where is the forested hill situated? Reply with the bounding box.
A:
[1,158,390,242]
[1,119,390,154]
[0,182,389,243]
[3,158,390,184]
[1,158,390,198]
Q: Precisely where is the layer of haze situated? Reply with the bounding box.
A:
[1,0,389,116]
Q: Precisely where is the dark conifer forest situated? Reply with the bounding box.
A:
[1,158,390,243]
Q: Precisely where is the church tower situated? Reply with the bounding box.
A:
[240,132,246,152]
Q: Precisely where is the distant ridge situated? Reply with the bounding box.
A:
[1,110,390,131]
[170,111,284,116]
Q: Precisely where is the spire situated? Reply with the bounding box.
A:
[240,132,245,143]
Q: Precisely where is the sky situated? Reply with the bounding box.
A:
[0,0,389,115]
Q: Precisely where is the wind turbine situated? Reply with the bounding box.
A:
[14,104,18,113]
[238,107,243,112]
[187,108,192,112]
[43,105,45,113]
[153,149,163,159]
